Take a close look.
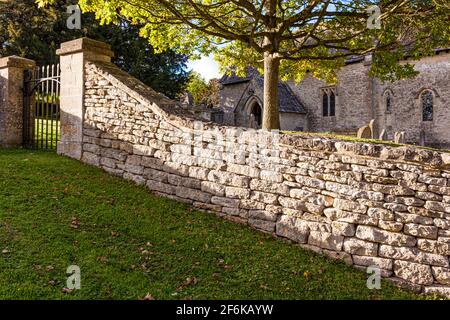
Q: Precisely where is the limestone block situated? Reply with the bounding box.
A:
[308,231,344,251]
[163,161,190,176]
[123,172,146,186]
[331,221,356,237]
[193,202,221,212]
[425,201,450,213]
[227,164,260,178]
[249,179,289,196]
[404,223,438,239]
[211,196,240,208]
[428,185,450,196]
[82,152,100,166]
[434,218,450,230]
[225,186,250,199]
[379,245,449,267]
[143,168,168,182]
[423,286,450,298]
[250,191,278,205]
[201,181,225,196]
[431,267,450,285]
[222,207,240,216]
[407,206,443,219]
[353,255,393,270]
[189,166,210,180]
[275,215,309,243]
[322,250,353,265]
[146,180,176,194]
[249,210,277,222]
[208,170,249,188]
[333,198,367,214]
[367,207,394,221]
[416,192,442,202]
[175,186,211,203]
[395,212,433,225]
[249,218,275,232]
[295,175,325,189]
[141,156,164,169]
[417,239,450,255]
[378,221,403,232]
[260,170,283,183]
[343,238,378,256]
[290,189,333,207]
[334,210,378,226]
[355,226,416,247]
[168,175,201,189]
[393,260,434,285]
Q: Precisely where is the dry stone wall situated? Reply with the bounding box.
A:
[82,60,450,297]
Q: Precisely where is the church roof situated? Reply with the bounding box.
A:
[220,69,306,114]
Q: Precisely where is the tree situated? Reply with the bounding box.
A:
[0,0,190,98]
[186,72,220,107]
[37,1,450,129]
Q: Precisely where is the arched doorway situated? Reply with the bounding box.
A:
[249,100,262,127]
[235,95,263,129]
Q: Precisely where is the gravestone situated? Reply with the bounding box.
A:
[368,119,377,139]
[394,131,405,144]
[419,130,426,146]
[379,129,388,141]
[357,125,372,139]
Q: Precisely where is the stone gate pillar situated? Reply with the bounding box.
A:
[0,56,35,147]
[56,38,113,159]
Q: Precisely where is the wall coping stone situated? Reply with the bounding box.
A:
[56,38,114,60]
[0,56,35,69]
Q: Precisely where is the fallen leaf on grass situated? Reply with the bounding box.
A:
[97,256,108,263]
[141,293,155,300]
[61,287,73,294]
[70,217,80,229]
[260,284,269,290]
[176,277,198,292]
[2,248,10,254]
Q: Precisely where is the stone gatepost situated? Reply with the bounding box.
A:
[0,56,35,147]
[56,38,113,160]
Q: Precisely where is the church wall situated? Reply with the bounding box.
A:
[280,113,308,132]
[290,61,373,134]
[375,52,450,148]
[219,81,250,125]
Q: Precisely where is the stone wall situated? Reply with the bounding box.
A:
[80,59,450,297]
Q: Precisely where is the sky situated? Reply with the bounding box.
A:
[186,54,221,81]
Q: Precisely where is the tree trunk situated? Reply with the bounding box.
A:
[262,52,280,130]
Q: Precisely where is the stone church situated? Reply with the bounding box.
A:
[217,49,450,149]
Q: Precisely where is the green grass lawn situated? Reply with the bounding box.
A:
[0,149,431,300]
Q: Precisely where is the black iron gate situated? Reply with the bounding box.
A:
[23,64,61,150]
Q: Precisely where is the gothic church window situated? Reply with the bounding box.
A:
[385,92,392,113]
[421,90,433,122]
[329,92,336,116]
[322,92,329,117]
[321,87,336,117]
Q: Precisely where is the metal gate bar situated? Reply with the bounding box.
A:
[23,63,60,150]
